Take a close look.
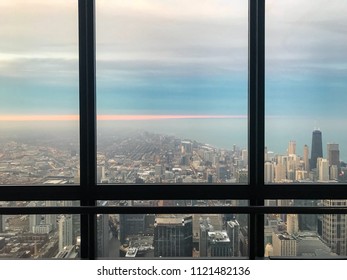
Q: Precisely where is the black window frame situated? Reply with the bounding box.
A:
[1,0,347,260]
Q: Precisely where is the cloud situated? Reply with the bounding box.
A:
[0,1,77,53]
[96,0,248,78]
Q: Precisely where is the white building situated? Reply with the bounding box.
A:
[59,215,73,252]
[318,158,329,182]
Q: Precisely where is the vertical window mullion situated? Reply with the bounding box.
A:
[79,0,97,260]
[249,0,265,259]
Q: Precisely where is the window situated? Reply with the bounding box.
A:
[0,0,346,260]
[96,0,248,185]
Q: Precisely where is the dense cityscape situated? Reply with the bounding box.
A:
[0,129,346,258]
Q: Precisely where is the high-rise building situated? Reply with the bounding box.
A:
[62,201,80,244]
[274,158,286,182]
[264,162,274,183]
[322,200,347,256]
[241,149,248,166]
[97,214,110,257]
[193,214,223,243]
[199,222,210,257]
[327,143,340,167]
[288,140,296,155]
[227,220,240,257]
[154,215,193,257]
[286,214,299,236]
[317,158,329,182]
[59,215,73,252]
[97,166,105,183]
[330,165,339,181]
[119,214,146,244]
[303,144,310,172]
[310,129,323,170]
[236,169,248,183]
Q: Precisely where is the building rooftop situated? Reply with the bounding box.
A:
[155,215,192,225]
[275,232,296,241]
[208,231,230,243]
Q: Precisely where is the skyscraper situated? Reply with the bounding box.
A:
[119,214,146,244]
[264,161,274,183]
[303,145,310,172]
[318,158,329,182]
[322,200,347,255]
[286,214,299,236]
[154,215,193,257]
[310,129,323,170]
[227,220,240,257]
[288,140,296,155]
[59,215,73,252]
[97,214,110,257]
[327,143,340,167]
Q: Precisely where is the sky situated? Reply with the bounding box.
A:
[0,0,347,159]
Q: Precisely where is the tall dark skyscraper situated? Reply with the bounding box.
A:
[310,129,323,170]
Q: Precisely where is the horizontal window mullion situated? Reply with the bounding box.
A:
[2,184,347,200]
[261,185,347,200]
[0,186,83,201]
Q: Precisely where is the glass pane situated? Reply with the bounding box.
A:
[97,212,248,259]
[96,0,248,184]
[265,0,347,183]
[0,201,80,259]
[265,200,347,257]
[0,0,79,185]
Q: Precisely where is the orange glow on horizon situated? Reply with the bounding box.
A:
[0,114,247,121]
